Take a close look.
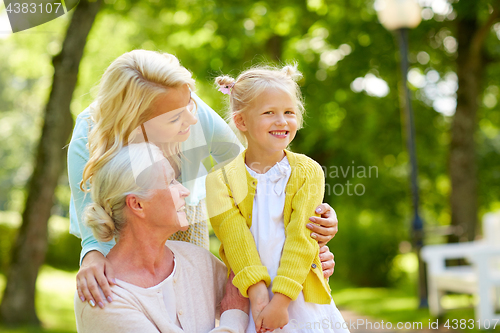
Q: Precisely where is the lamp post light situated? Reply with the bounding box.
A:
[376,0,428,308]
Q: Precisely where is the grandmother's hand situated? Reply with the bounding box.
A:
[307,203,338,247]
[221,271,249,315]
[76,250,116,309]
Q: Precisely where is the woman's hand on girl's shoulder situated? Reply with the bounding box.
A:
[306,203,338,246]
[76,250,116,309]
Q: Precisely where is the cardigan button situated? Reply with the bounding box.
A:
[178,310,183,315]
[311,263,317,269]
[248,214,252,219]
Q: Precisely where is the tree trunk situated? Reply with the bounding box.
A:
[266,35,283,62]
[449,5,499,243]
[0,0,102,326]
[449,16,480,243]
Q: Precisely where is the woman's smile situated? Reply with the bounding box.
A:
[178,126,190,135]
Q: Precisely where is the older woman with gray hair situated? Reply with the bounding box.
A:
[69,50,338,310]
[74,143,249,333]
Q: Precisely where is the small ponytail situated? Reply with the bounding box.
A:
[215,75,236,87]
[281,63,303,82]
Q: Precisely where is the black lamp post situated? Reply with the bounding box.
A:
[376,0,428,308]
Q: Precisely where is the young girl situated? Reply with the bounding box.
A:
[206,65,350,333]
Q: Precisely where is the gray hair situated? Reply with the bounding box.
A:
[84,143,165,242]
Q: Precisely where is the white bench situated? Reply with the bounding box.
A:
[421,213,500,328]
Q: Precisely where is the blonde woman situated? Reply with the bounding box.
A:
[68,50,339,309]
[75,143,249,332]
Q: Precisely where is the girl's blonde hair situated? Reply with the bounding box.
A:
[81,50,195,191]
[84,143,163,242]
[215,63,304,145]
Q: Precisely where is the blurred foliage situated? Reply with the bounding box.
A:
[0,0,499,287]
[0,214,80,273]
[45,216,81,271]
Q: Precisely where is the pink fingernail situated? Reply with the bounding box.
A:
[80,296,85,302]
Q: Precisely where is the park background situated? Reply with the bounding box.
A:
[0,0,499,331]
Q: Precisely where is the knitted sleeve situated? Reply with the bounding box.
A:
[206,170,271,297]
[272,158,325,300]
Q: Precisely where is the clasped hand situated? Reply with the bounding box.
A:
[248,282,291,333]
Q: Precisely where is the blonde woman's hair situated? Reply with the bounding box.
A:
[84,143,164,242]
[81,50,195,191]
[215,63,304,145]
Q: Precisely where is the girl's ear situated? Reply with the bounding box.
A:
[126,194,146,218]
[233,113,247,132]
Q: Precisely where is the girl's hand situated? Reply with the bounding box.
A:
[319,245,335,279]
[307,203,338,246]
[255,293,290,332]
[247,281,270,331]
[76,250,116,309]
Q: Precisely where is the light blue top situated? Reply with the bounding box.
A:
[67,93,243,264]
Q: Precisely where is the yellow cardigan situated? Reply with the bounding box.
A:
[206,149,332,304]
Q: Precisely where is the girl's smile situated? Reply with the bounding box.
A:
[236,88,298,171]
[269,130,289,139]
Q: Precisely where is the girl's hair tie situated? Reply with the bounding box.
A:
[218,82,235,95]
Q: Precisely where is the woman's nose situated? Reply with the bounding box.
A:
[179,184,190,197]
[184,107,198,126]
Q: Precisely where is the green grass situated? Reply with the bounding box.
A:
[0,266,77,333]
[1,255,499,333]
[330,275,500,332]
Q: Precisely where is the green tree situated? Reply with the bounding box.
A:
[449,1,500,242]
[48,0,500,285]
[0,0,102,325]
[1,0,499,300]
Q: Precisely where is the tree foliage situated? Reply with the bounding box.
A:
[0,0,499,290]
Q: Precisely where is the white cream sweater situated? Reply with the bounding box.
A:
[74,241,249,333]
